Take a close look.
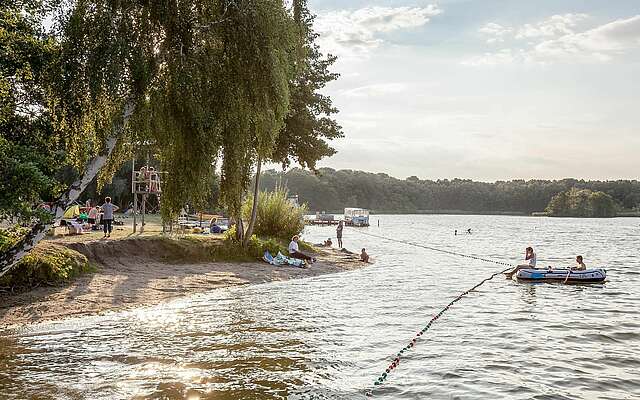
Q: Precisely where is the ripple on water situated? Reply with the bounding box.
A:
[1,215,640,399]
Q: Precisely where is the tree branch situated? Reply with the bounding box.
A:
[0,102,135,279]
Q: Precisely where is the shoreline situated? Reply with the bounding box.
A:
[0,237,365,328]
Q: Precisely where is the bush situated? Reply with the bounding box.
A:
[0,226,30,253]
[223,226,288,259]
[0,242,91,288]
[241,186,307,240]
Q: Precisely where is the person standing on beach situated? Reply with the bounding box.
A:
[100,197,118,238]
[336,220,344,249]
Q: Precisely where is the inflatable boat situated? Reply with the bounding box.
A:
[516,268,606,283]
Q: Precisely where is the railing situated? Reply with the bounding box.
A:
[132,171,162,194]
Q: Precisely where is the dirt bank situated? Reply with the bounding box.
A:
[0,237,365,327]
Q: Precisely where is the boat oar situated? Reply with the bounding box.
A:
[563,268,571,284]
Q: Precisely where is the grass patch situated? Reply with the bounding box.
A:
[119,234,292,264]
[0,243,91,289]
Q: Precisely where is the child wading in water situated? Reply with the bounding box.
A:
[360,248,369,263]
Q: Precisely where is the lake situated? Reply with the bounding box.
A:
[1,215,639,399]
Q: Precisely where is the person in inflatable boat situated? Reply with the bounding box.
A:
[505,246,537,279]
[573,255,587,270]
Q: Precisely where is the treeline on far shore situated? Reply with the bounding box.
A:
[258,168,640,216]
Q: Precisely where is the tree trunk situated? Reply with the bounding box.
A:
[0,102,135,279]
[235,216,244,243]
[242,157,262,248]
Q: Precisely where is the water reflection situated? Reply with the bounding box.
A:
[517,282,538,304]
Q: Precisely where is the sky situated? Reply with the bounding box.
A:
[304,0,640,181]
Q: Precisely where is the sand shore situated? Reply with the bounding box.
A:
[0,237,364,327]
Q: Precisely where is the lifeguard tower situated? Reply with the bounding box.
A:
[131,160,164,233]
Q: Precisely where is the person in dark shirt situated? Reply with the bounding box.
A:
[336,220,344,249]
[100,197,119,238]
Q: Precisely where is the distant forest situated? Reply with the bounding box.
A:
[259,168,640,215]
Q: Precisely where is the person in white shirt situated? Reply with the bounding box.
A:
[288,235,315,264]
[505,246,537,279]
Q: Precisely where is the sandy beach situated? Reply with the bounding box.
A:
[0,235,365,327]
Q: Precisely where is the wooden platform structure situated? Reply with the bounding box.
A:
[131,160,165,233]
[306,219,341,226]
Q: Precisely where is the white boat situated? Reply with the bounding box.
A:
[516,268,606,283]
[344,207,370,227]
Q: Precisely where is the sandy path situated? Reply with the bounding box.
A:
[0,246,364,327]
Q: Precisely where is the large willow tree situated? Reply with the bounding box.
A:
[1,0,298,276]
[241,0,343,244]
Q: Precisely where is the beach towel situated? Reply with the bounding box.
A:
[263,251,305,268]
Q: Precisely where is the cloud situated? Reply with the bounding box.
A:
[515,13,588,39]
[467,14,640,65]
[462,48,524,66]
[341,83,408,97]
[533,15,640,62]
[479,22,513,43]
[315,5,442,56]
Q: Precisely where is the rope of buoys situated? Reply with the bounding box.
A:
[343,228,515,396]
[363,266,511,396]
[348,228,515,267]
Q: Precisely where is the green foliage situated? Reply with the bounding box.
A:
[259,168,640,215]
[271,0,343,170]
[144,234,285,262]
[546,188,618,218]
[216,0,297,221]
[241,186,307,240]
[0,226,29,253]
[223,227,292,259]
[0,2,65,222]
[50,0,301,222]
[0,242,91,288]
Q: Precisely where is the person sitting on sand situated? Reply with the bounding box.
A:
[324,238,333,247]
[505,246,537,279]
[573,255,586,270]
[88,206,99,226]
[288,235,316,264]
[360,248,369,263]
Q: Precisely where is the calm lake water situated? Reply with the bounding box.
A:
[1,215,639,399]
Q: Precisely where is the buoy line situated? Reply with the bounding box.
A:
[348,228,515,267]
[344,228,515,396]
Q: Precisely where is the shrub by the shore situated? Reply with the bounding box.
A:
[0,241,91,290]
[241,187,307,240]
